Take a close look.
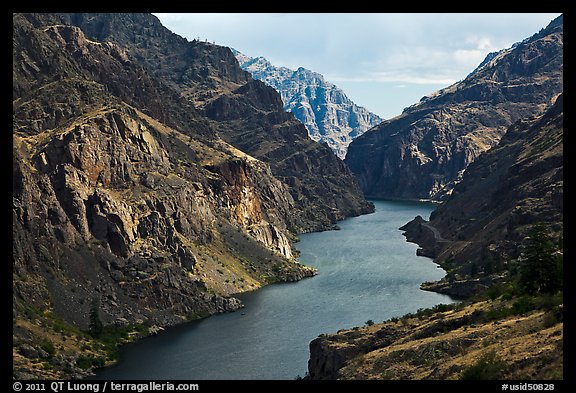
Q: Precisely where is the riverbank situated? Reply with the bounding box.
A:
[13,260,318,380]
[14,200,452,380]
[89,200,453,380]
[308,292,563,380]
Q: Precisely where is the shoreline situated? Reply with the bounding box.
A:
[85,201,438,380]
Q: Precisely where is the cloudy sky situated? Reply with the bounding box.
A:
[154,13,561,119]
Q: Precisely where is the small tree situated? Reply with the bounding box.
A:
[89,297,104,338]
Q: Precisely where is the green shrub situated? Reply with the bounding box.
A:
[500,291,514,301]
[432,303,453,313]
[39,339,55,356]
[533,292,563,310]
[542,311,560,329]
[487,285,503,301]
[511,297,535,315]
[76,355,106,370]
[484,307,510,321]
[518,225,563,295]
[460,350,505,380]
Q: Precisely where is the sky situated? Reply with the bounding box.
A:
[154,13,561,119]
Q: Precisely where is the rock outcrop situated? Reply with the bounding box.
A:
[307,17,563,381]
[37,12,374,233]
[345,15,563,201]
[12,12,370,379]
[401,94,563,297]
[308,298,563,380]
[234,50,383,159]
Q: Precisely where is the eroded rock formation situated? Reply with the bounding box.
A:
[345,15,563,201]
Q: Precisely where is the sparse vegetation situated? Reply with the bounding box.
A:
[312,281,563,380]
[88,297,103,338]
[459,350,505,380]
[39,339,55,356]
[76,355,106,370]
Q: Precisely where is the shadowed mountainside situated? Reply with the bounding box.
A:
[12,12,371,379]
[345,15,562,201]
[34,12,374,232]
[401,94,562,298]
[308,16,563,381]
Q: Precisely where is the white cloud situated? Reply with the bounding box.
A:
[326,71,456,86]
[465,35,494,51]
[452,49,490,69]
[153,13,561,119]
[154,13,559,78]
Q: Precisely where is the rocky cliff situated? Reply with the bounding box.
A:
[308,77,563,383]
[308,297,562,380]
[307,17,563,381]
[400,93,563,298]
[234,50,383,159]
[12,13,370,379]
[41,12,374,232]
[345,15,563,201]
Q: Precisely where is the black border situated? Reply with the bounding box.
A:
[9,6,572,391]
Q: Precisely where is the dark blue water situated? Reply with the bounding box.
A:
[94,200,454,380]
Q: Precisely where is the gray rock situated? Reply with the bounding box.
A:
[234,50,383,159]
[50,356,67,367]
[12,12,374,380]
[19,344,39,359]
[345,16,563,201]
[110,270,125,281]
[13,370,38,380]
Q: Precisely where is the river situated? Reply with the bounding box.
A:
[93,200,455,380]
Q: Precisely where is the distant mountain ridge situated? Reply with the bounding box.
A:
[12,12,373,379]
[233,50,383,159]
[307,16,563,380]
[345,14,563,201]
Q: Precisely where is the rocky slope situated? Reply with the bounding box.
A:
[12,13,371,379]
[307,17,563,381]
[234,50,383,159]
[308,297,563,380]
[345,15,563,201]
[41,12,374,232]
[400,93,563,298]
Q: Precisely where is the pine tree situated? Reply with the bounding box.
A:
[89,297,104,337]
[518,224,563,294]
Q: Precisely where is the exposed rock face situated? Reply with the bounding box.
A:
[345,15,563,201]
[307,18,563,381]
[39,12,374,233]
[203,78,374,231]
[234,50,383,159]
[308,299,563,380]
[13,12,373,379]
[401,94,563,296]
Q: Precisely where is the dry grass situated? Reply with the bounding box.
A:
[321,298,562,380]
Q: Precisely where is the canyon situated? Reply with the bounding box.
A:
[234,50,383,159]
[345,15,563,201]
[308,15,563,380]
[12,13,563,381]
[12,12,370,379]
